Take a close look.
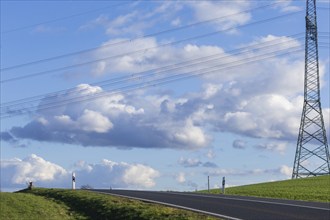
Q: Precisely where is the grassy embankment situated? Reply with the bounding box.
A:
[1,176,329,219]
[0,188,217,220]
[200,175,330,202]
[0,191,82,220]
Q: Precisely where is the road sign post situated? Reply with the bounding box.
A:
[72,172,76,190]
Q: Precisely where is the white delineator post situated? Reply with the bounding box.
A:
[72,172,76,190]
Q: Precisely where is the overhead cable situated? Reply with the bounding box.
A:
[0,1,295,72]
[1,10,303,83]
[1,45,304,119]
[0,33,305,110]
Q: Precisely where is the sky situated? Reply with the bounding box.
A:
[1,0,329,192]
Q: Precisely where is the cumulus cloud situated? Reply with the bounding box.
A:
[208,91,305,140]
[75,159,159,188]
[88,37,225,77]
[86,35,310,143]
[122,163,159,188]
[1,83,210,150]
[1,155,159,190]
[0,154,68,188]
[2,34,329,150]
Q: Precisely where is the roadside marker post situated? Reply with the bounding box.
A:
[72,172,76,190]
[222,177,225,194]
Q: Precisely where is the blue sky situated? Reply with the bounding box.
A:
[1,0,329,192]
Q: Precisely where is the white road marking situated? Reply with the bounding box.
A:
[166,191,330,211]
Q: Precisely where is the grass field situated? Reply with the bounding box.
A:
[0,192,83,220]
[1,176,329,219]
[0,188,217,220]
[201,175,330,202]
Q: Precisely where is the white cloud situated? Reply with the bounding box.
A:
[74,159,160,188]
[273,0,301,12]
[122,164,159,188]
[188,0,251,33]
[1,155,159,190]
[173,119,208,148]
[76,109,113,133]
[176,172,186,183]
[171,18,181,26]
[279,165,292,177]
[105,12,139,35]
[0,154,68,188]
[80,12,147,37]
[2,84,209,150]
[2,34,328,150]
[80,1,182,37]
[89,37,225,77]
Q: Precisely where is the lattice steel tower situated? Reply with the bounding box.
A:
[292,0,330,178]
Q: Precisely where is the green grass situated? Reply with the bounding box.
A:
[201,175,330,202]
[0,192,83,220]
[3,176,328,219]
[1,188,218,220]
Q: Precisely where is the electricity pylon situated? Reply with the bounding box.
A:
[292,0,330,178]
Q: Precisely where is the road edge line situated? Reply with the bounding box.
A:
[166,192,330,211]
[92,190,243,220]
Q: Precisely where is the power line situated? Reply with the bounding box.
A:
[1,43,304,118]
[0,1,292,72]
[1,1,135,34]
[1,48,304,119]
[0,11,303,83]
[0,33,305,110]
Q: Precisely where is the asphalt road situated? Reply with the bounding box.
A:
[91,189,330,220]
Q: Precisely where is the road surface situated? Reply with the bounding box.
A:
[91,189,330,220]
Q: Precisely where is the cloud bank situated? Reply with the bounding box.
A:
[1,35,329,151]
[1,154,159,190]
